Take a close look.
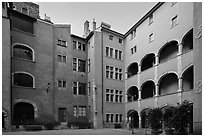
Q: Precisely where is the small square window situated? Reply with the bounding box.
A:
[58,55,62,62]
[63,81,66,87]
[149,13,153,25]
[119,38,123,44]
[73,41,77,49]
[62,56,66,62]
[131,48,134,55]
[149,33,154,43]
[109,35,113,40]
[58,81,62,87]
[171,15,178,28]
[22,7,28,15]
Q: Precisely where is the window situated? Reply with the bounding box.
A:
[115,49,118,59]
[106,89,110,102]
[119,51,122,60]
[171,15,178,28]
[131,45,137,55]
[62,56,66,63]
[106,65,123,80]
[119,114,123,122]
[58,80,66,88]
[110,114,114,122]
[11,16,34,34]
[115,68,119,80]
[106,114,110,122]
[119,91,123,103]
[88,59,90,72]
[115,114,119,123]
[78,59,86,72]
[73,82,86,95]
[149,13,153,25]
[119,38,123,44]
[110,48,113,58]
[13,72,34,88]
[73,41,77,49]
[79,106,86,116]
[110,89,114,102]
[119,69,123,80]
[106,47,109,56]
[13,44,34,61]
[109,35,113,40]
[63,81,67,87]
[131,29,136,40]
[73,58,77,71]
[58,108,66,122]
[57,39,67,47]
[78,42,82,50]
[58,55,62,62]
[58,80,62,87]
[149,33,154,43]
[82,44,86,51]
[78,83,86,95]
[21,7,29,15]
[73,106,77,117]
[171,2,177,6]
[106,66,110,78]
[88,82,91,95]
[110,67,114,79]
[73,82,77,94]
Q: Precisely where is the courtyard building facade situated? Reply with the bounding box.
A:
[2,2,201,134]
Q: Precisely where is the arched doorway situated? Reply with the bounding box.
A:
[127,110,139,128]
[141,108,151,128]
[13,102,34,124]
[2,110,8,129]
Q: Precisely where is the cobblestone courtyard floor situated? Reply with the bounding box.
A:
[3,128,152,135]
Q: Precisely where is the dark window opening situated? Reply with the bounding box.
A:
[182,29,193,54]
[159,41,178,63]
[14,73,33,87]
[159,73,178,95]
[11,15,34,34]
[58,108,66,122]
[78,59,86,72]
[13,45,33,61]
[127,86,138,102]
[182,66,194,91]
[127,62,138,78]
[141,53,155,71]
[78,83,86,95]
[127,110,139,128]
[13,102,34,124]
[141,81,155,99]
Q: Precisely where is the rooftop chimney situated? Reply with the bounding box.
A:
[93,18,96,31]
[101,22,111,29]
[44,14,51,23]
[83,20,90,38]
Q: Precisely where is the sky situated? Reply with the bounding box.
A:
[37,2,156,37]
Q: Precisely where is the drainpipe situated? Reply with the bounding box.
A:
[101,29,104,128]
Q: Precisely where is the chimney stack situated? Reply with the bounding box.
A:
[83,20,90,38]
[93,18,96,31]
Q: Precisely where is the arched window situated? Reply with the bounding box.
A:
[127,62,138,78]
[127,86,138,102]
[182,29,193,54]
[159,41,178,64]
[141,80,155,99]
[13,72,35,88]
[159,73,178,95]
[13,43,34,61]
[141,53,155,71]
[182,65,194,91]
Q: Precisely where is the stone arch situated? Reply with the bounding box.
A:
[12,43,35,61]
[141,80,155,99]
[182,65,194,91]
[158,40,178,64]
[127,86,139,102]
[127,62,138,78]
[141,108,152,128]
[158,72,178,95]
[182,28,193,54]
[13,71,35,88]
[14,99,38,118]
[140,53,155,72]
[2,109,9,129]
[127,109,139,128]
